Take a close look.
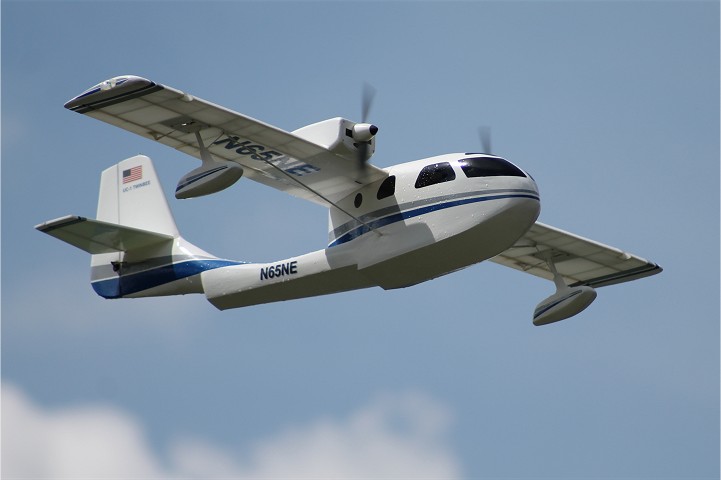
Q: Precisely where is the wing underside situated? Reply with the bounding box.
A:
[491,222,662,288]
[64,76,386,206]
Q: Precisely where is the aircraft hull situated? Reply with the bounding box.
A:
[202,195,540,309]
[360,196,540,289]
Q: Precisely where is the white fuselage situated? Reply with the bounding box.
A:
[200,153,540,309]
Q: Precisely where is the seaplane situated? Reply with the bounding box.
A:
[36,75,661,325]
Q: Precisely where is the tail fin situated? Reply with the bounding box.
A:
[96,155,178,236]
[37,155,238,299]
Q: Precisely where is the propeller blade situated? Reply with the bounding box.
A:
[358,142,369,170]
[357,83,378,170]
[362,83,376,124]
[479,126,492,154]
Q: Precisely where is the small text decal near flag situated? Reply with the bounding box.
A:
[123,166,143,184]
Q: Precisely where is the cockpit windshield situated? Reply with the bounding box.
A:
[459,157,526,178]
[415,162,456,188]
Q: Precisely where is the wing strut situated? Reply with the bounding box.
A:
[257,155,383,238]
[541,250,569,291]
[179,122,382,235]
[195,131,215,164]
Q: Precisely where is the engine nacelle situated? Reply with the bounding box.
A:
[292,117,377,162]
[533,285,597,326]
[175,160,243,199]
[350,123,379,142]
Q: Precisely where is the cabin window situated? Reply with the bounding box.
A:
[415,162,456,189]
[459,157,526,178]
[377,175,396,200]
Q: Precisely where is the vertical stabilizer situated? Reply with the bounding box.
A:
[37,154,242,302]
[97,155,178,236]
[87,155,230,298]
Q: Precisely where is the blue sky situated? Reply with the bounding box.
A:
[2,1,719,479]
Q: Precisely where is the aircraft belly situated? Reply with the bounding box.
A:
[359,197,540,289]
[201,249,373,310]
[123,275,204,298]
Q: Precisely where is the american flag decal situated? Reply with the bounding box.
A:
[122,166,143,184]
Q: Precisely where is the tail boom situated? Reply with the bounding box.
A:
[93,254,242,299]
[37,155,242,300]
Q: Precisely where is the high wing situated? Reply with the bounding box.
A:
[64,75,387,206]
[491,222,662,288]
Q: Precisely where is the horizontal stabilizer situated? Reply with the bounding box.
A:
[35,215,174,254]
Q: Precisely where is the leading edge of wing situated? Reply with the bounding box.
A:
[65,76,164,114]
[64,75,387,205]
[491,221,662,288]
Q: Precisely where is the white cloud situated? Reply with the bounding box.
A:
[2,384,462,480]
[2,384,165,479]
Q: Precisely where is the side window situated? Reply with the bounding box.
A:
[414,162,456,189]
[377,175,396,200]
[459,157,526,178]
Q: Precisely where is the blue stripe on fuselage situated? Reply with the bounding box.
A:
[92,259,243,299]
[328,192,540,247]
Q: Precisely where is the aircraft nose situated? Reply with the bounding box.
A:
[505,170,540,200]
[527,175,540,197]
[514,168,539,200]
[502,174,541,225]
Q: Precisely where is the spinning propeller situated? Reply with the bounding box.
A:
[479,126,493,155]
[350,83,379,170]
